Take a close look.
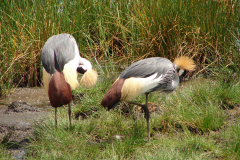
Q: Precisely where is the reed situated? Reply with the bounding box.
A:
[0,0,239,96]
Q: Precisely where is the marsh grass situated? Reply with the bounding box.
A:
[7,69,235,159]
[0,146,11,159]
[1,0,240,96]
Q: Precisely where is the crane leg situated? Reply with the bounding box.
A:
[142,93,150,141]
[129,93,150,141]
[55,107,57,127]
[68,104,72,127]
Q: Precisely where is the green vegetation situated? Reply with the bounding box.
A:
[1,0,240,159]
[5,71,237,159]
[0,0,239,95]
[0,146,11,159]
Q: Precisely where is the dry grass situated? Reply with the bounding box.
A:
[0,0,239,96]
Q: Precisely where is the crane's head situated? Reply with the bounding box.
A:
[176,68,187,83]
[173,56,196,83]
[77,58,92,74]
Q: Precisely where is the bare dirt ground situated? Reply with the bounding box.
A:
[0,88,50,159]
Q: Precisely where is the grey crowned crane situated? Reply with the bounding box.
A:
[41,33,98,127]
[101,56,195,140]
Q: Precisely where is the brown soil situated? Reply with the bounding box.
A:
[0,88,50,159]
[0,101,48,159]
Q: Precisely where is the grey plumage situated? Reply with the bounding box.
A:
[120,57,174,79]
[41,33,77,74]
[151,69,177,93]
[120,57,179,93]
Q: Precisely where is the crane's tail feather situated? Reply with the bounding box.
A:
[101,78,124,110]
[80,69,98,87]
[173,56,196,71]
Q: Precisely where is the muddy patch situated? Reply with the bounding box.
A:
[0,88,50,159]
[0,87,50,109]
[1,101,47,127]
[5,101,42,114]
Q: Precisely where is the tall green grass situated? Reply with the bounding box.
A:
[1,70,232,159]
[0,0,239,96]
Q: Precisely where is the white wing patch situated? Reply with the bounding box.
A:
[121,73,163,102]
[140,73,163,94]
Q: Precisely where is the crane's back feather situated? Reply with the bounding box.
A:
[120,57,173,79]
[41,34,77,74]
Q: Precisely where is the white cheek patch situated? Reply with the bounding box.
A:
[178,69,184,76]
[78,58,92,71]
[78,65,87,71]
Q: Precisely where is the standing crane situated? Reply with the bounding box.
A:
[41,33,98,127]
[101,56,195,140]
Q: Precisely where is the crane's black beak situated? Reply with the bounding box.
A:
[179,75,183,83]
[77,67,86,74]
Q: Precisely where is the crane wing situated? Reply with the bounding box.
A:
[41,34,77,74]
[120,57,174,79]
